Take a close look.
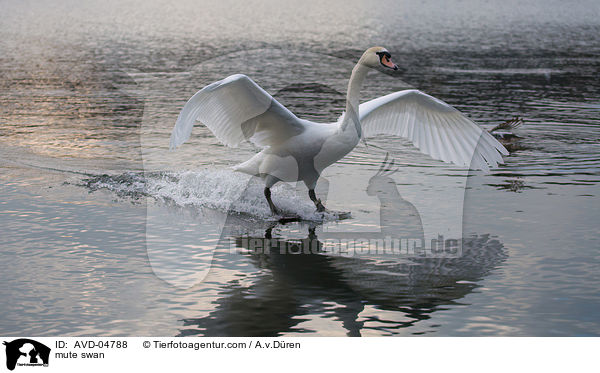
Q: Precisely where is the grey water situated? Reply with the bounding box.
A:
[1,0,599,336]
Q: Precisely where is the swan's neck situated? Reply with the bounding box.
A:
[340,63,368,136]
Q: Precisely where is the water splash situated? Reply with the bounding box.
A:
[83,168,338,221]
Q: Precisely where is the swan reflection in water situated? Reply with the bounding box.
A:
[178,157,507,336]
[179,226,506,336]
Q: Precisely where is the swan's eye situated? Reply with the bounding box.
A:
[376,51,391,62]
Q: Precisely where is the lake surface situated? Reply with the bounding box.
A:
[1,0,599,336]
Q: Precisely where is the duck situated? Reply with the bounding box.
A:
[489,116,524,153]
[169,46,508,216]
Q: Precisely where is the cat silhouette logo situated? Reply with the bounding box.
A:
[3,339,50,371]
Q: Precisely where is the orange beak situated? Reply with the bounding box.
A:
[381,55,398,70]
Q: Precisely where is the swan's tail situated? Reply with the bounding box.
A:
[232,153,262,176]
[232,150,301,184]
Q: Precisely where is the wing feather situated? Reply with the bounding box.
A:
[170,74,304,149]
[359,89,508,171]
[428,112,444,161]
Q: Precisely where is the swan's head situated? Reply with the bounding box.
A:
[360,46,398,71]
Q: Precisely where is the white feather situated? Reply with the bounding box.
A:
[170,74,305,150]
[359,89,508,171]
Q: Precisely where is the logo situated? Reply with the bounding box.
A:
[3,339,50,371]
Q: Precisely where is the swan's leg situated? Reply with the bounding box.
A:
[264,187,280,215]
[308,189,327,212]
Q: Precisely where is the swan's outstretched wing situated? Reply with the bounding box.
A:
[359,90,508,172]
[170,74,304,149]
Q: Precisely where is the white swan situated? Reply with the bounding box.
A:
[170,46,508,215]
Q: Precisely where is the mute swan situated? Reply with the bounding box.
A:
[170,47,508,216]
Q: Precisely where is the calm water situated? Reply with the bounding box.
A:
[1,0,599,336]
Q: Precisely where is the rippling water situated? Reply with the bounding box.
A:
[1,0,599,336]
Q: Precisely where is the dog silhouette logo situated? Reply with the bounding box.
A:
[3,339,50,371]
